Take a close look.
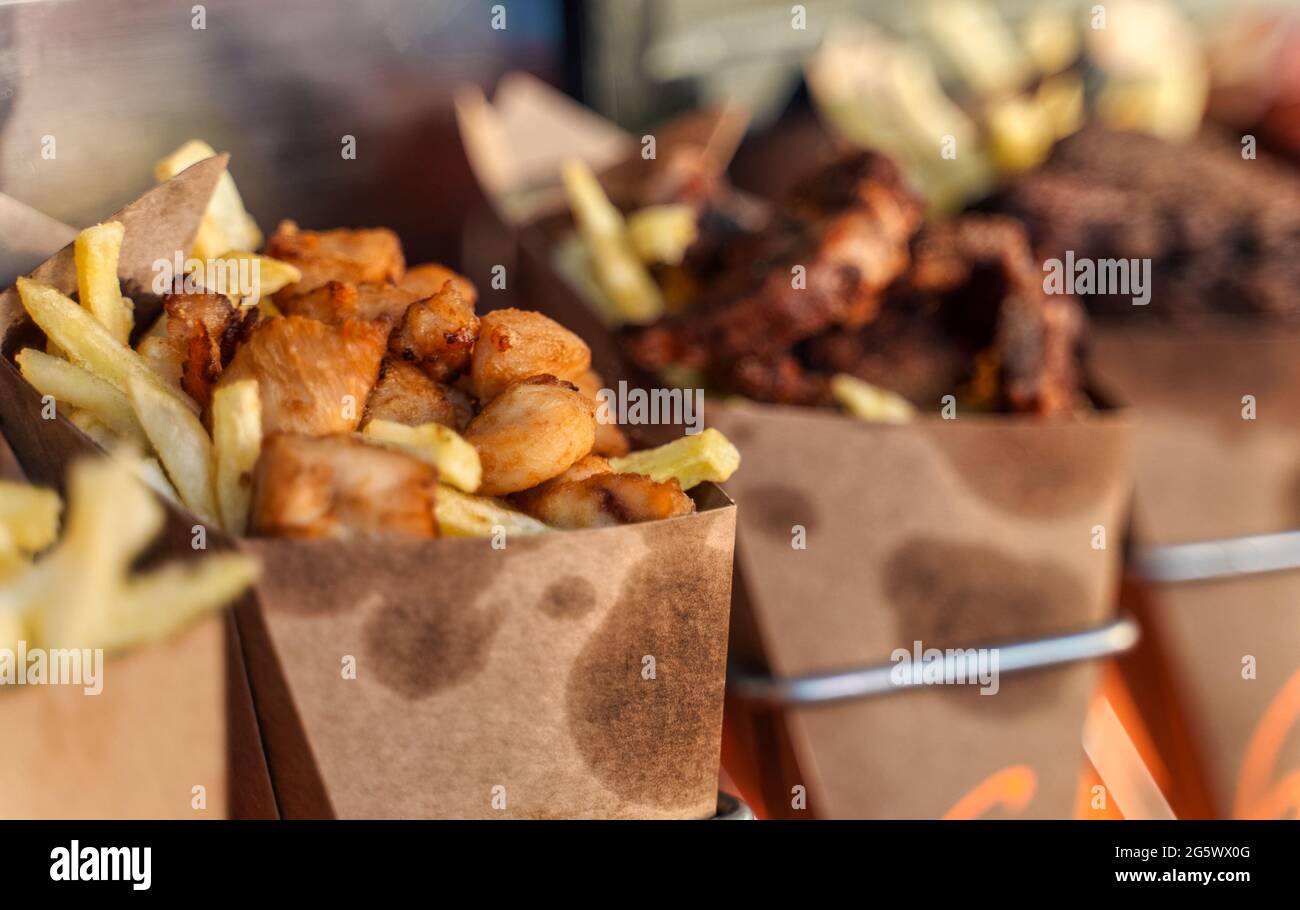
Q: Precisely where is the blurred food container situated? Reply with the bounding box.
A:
[458,73,1137,818]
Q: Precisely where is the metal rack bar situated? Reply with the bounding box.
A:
[1136,530,1300,584]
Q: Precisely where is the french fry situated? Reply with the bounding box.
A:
[2,456,257,652]
[609,427,740,490]
[0,480,61,554]
[133,456,182,507]
[189,251,301,307]
[74,221,132,344]
[830,373,916,424]
[561,159,664,324]
[103,554,259,652]
[435,485,549,538]
[212,379,262,535]
[362,419,482,493]
[17,278,199,414]
[127,373,219,523]
[625,204,698,266]
[17,347,149,448]
[66,408,121,448]
[155,139,263,260]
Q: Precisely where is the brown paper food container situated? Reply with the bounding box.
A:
[1091,325,1300,819]
[1,155,738,819]
[0,173,276,819]
[458,73,1137,818]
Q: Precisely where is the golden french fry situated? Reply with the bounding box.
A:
[0,597,26,648]
[127,373,218,523]
[362,419,482,493]
[212,379,262,535]
[3,455,257,652]
[17,278,199,414]
[133,456,182,507]
[65,408,121,448]
[103,554,259,652]
[625,205,698,266]
[609,427,740,490]
[74,221,132,344]
[17,347,149,448]
[434,485,549,538]
[0,480,61,554]
[155,140,263,260]
[561,159,664,324]
[830,373,916,424]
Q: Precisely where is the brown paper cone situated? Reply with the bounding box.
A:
[0,160,276,818]
[1,153,738,819]
[459,73,1137,818]
[1092,326,1300,819]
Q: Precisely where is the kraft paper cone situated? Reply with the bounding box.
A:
[459,73,1137,818]
[1092,326,1300,819]
[0,160,275,818]
[2,153,738,819]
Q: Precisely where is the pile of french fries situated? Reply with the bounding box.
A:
[11,141,739,544]
[0,454,257,653]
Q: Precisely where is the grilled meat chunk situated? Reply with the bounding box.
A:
[265,221,405,299]
[469,308,590,401]
[250,433,437,539]
[388,281,480,382]
[364,358,474,430]
[218,315,387,435]
[512,456,694,528]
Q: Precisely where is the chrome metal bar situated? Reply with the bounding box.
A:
[1136,530,1300,584]
[728,614,1139,708]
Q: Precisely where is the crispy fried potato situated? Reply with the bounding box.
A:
[361,419,481,493]
[250,433,437,539]
[212,379,262,536]
[400,263,478,308]
[571,369,630,457]
[463,375,596,496]
[389,282,480,382]
[364,359,473,430]
[18,278,199,414]
[0,480,61,554]
[561,158,664,324]
[128,373,219,522]
[469,308,590,401]
[194,251,302,306]
[155,139,263,260]
[265,221,404,298]
[625,204,698,266]
[609,427,740,490]
[514,470,694,529]
[434,485,549,538]
[136,334,186,392]
[17,347,149,448]
[4,455,257,651]
[218,315,387,435]
[830,373,915,423]
[66,408,120,448]
[74,221,132,343]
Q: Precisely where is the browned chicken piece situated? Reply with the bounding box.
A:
[364,358,474,430]
[265,220,405,299]
[162,291,253,414]
[388,281,480,382]
[469,308,590,402]
[249,432,437,539]
[513,467,695,529]
[218,315,388,435]
[400,263,478,309]
[571,369,631,456]
[278,280,419,326]
[463,375,595,496]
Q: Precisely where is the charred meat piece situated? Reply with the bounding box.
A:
[162,291,254,414]
[512,457,695,529]
[400,263,478,308]
[625,151,923,381]
[250,433,437,539]
[218,315,388,435]
[278,280,419,326]
[570,369,631,457]
[984,127,1300,321]
[265,221,405,299]
[468,308,588,401]
[364,358,474,430]
[389,281,480,383]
